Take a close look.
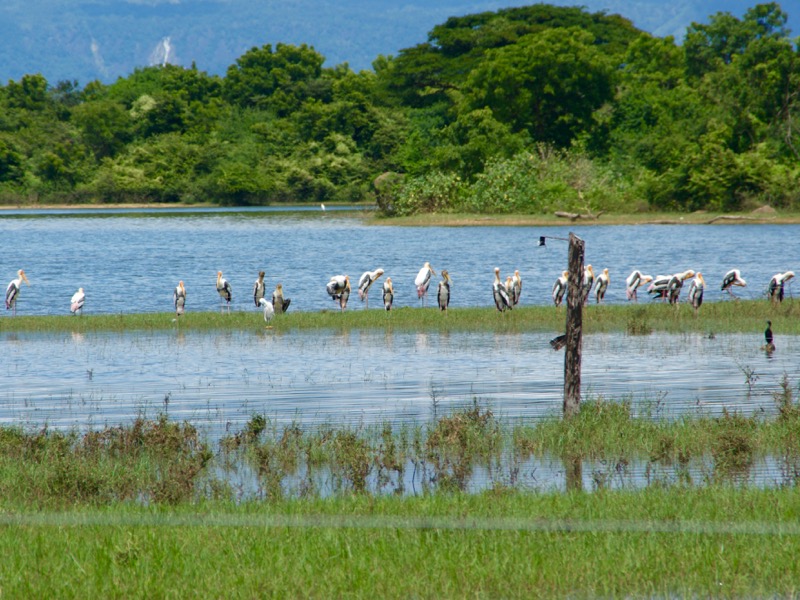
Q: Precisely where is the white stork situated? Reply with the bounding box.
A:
[414,262,436,306]
[511,270,522,306]
[493,267,512,312]
[383,277,394,311]
[5,269,29,316]
[667,270,695,305]
[594,268,610,303]
[552,271,568,307]
[327,275,351,311]
[688,273,705,313]
[272,283,291,314]
[647,274,672,300]
[721,269,746,297]
[70,288,85,315]
[358,268,385,309]
[768,271,795,303]
[625,270,653,302]
[253,271,266,308]
[216,271,232,312]
[580,265,594,306]
[258,297,275,324]
[437,270,452,311]
[173,281,186,316]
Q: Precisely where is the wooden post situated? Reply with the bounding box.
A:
[563,232,584,418]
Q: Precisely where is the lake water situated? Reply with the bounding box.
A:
[1,208,797,315]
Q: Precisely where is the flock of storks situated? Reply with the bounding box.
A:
[3,264,793,341]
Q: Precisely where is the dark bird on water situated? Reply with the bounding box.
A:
[764,320,775,351]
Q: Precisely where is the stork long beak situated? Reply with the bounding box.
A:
[20,271,29,285]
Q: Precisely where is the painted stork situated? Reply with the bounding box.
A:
[688,273,705,313]
[765,320,775,351]
[5,269,29,316]
[721,269,746,297]
[625,270,653,302]
[493,267,512,312]
[272,283,291,314]
[253,271,266,307]
[70,288,85,315]
[173,281,186,316]
[216,271,232,312]
[358,268,385,309]
[594,268,610,303]
[580,265,594,306]
[768,271,794,303]
[415,262,436,306]
[552,271,568,307]
[383,277,394,311]
[511,270,522,306]
[258,297,275,324]
[667,270,695,305]
[437,270,452,311]
[647,275,672,300]
[327,275,348,301]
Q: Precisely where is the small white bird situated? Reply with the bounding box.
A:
[216,271,232,312]
[383,277,394,311]
[173,281,186,316]
[70,287,85,315]
[594,268,610,303]
[258,297,275,324]
[552,271,568,307]
[415,262,436,306]
[358,268,385,309]
[5,269,29,316]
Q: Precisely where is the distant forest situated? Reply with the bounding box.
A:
[0,2,798,215]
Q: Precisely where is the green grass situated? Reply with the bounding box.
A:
[2,299,799,335]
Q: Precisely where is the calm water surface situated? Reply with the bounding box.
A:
[1,210,798,315]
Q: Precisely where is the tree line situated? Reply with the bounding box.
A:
[0,2,798,215]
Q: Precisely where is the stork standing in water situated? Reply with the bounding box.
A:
[437,270,452,311]
[5,269,29,316]
[594,268,610,303]
[216,271,232,312]
[552,271,568,307]
[580,265,594,306]
[647,274,672,300]
[383,277,394,311]
[173,281,186,317]
[70,288,86,315]
[415,262,436,306]
[327,275,351,311]
[258,297,274,325]
[768,271,794,303]
[272,283,291,314]
[667,270,696,305]
[253,271,266,308]
[721,269,746,298]
[493,267,512,312]
[511,270,522,306]
[625,270,652,302]
[358,268,385,309]
[688,272,705,314]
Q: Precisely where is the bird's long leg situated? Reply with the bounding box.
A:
[365,291,369,310]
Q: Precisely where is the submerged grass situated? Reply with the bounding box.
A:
[2,298,800,335]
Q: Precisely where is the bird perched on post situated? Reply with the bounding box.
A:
[5,269,29,316]
[383,277,394,311]
[253,271,266,308]
[493,267,512,312]
[626,270,653,302]
[594,268,610,303]
[70,288,85,315]
[358,268,385,309]
[437,270,452,311]
[173,281,186,317]
[216,271,232,312]
[272,283,290,314]
[721,269,746,298]
[768,271,794,303]
[552,271,568,307]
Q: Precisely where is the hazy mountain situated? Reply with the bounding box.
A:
[0,0,797,85]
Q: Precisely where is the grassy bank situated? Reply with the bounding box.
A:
[2,299,799,335]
